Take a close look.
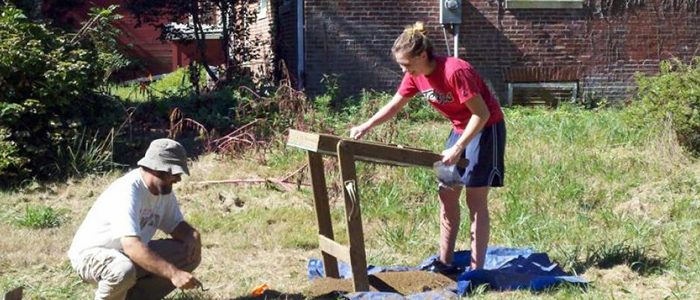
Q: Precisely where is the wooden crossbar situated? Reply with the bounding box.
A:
[288,129,457,168]
[318,235,351,263]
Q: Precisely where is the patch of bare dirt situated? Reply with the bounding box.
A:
[614,198,652,218]
[583,265,686,299]
[584,265,639,285]
[306,271,455,298]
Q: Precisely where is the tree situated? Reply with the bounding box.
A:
[126,0,260,90]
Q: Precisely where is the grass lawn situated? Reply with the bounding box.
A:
[1,105,699,299]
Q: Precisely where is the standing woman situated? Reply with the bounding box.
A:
[350,22,505,272]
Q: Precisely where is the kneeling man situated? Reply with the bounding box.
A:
[68,138,202,300]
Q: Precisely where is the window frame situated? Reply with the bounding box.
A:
[505,0,583,9]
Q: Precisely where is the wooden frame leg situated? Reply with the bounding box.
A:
[337,141,370,292]
[307,151,339,278]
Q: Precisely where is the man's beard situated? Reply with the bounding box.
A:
[158,184,173,195]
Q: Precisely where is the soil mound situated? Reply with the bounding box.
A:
[307,270,455,298]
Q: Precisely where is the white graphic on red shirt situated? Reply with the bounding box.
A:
[421,89,452,105]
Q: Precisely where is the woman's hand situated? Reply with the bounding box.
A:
[441,144,464,165]
[349,123,371,139]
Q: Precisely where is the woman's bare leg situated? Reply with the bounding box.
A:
[466,186,490,269]
[438,186,462,264]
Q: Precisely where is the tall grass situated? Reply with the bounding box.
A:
[49,129,117,179]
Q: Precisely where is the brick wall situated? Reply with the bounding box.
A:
[301,0,700,103]
[248,0,275,79]
[275,0,300,86]
[304,0,426,98]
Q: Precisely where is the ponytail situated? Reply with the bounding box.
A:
[392,22,434,60]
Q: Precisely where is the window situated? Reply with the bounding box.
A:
[199,6,220,26]
[507,82,578,106]
[505,0,583,9]
[165,4,223,41]
[504,66,580,106]
[258,0,268,20]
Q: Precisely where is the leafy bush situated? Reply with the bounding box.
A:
[0,5,124,183]
[625,58,700,156]
[78,5,131,82]
[0,127,24,173]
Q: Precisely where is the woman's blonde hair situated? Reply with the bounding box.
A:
[392,22,434,60]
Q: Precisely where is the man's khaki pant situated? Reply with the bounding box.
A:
[73,239,200,300]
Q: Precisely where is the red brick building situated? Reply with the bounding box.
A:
[45,1,700,104]
[272,0,700,104]
[43,0,228,78]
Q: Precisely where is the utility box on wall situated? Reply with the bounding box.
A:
[439,0,462,24]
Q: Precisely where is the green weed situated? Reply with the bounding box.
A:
[13,205,65,229]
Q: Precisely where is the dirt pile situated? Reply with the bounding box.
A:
[306,271,456,298]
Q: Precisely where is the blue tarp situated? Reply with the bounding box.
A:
[307,247,587,299]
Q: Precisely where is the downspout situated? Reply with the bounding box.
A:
[453,25,459,58]
[296,0,304,90]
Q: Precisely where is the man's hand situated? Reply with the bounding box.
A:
[441,144,464,165]
[350,123,370,139]
[171,269,200,289]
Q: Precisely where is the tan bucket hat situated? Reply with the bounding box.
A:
[137,138,190,175]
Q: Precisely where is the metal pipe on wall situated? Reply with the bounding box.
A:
[443,25,452,57]
[454,25,459,58]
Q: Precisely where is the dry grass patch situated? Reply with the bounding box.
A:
[192,244,315,298]
[584,265,689,299]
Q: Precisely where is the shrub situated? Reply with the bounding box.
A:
[0,127,24,174]
[625,58,700,156]
[0,5,124,183]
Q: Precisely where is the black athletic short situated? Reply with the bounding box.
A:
[444,120,506,187]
